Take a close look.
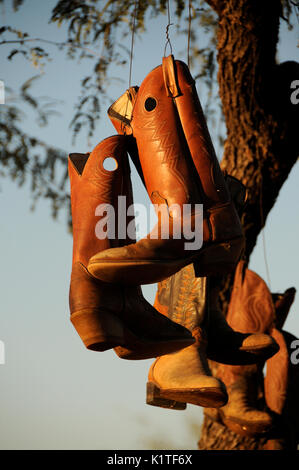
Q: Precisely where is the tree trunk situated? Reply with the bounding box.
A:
[198,0,299,450]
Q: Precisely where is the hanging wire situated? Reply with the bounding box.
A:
[121,0,138,135]
[164,0,173,56]
[259,172,272,289]
[128,0,138,88]
[187,0,192,68]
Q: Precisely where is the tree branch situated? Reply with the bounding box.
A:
[0,37,101,57]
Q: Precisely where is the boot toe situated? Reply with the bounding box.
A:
[241,333,279,357]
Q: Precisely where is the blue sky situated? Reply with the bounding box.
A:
[0,0,298,449]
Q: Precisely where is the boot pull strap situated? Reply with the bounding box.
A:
[162,54,181,98]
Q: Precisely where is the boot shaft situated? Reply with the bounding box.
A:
[264,327,289,415]
[154,264,208,332]
[68,136,128,266]
[108,58,243,244]
[130,63,201,210]
[170,58,230,207]
[226,260,275,334]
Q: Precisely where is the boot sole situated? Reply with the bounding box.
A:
[88,237,244,286]
[218,410,273,437]
[71,309,194,356]
[113,335,195,361]
[146,381,228,409]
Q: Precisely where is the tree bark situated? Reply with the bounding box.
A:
[199,0,299,450]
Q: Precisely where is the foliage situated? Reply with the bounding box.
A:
[0,75,70,224]
[0,0,298,221]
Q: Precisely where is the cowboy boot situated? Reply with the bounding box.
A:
[88,57,244,286]
[206,276,279,364]
[69,135,194,358]
[263,288,296,450]
[146,268,277,409]
[206,364,273,437]
[146,326,228,410]
[263,287,296,415]
[264,328,289,416]
[112,149,195,360]
[146,266,228,410]
[262,289,296,449]
[276,330,299,449]
[225,260,278,337]
[205,262,280,436]
[147,267,229,410]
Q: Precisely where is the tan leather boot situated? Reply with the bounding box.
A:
[88,57,244,286]
[145,265,277,410]
[209,365,273,437]
[146,327,228,409]
[69,135,194,357]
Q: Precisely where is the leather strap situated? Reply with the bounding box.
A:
[162,54,181,98]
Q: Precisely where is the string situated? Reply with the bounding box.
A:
[128,0,138,88]
[259,172,272,289]
[121,0,138,135]
[164,0,173,56]
[187,0,192,67]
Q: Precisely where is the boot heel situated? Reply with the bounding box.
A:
[70,309,125,352]
[146,382,186,410]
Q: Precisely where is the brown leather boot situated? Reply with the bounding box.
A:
[146,327,228,409]
[87,56,244,286]
[207,365,273,437]
[69,135,194,357]
[226,260,277,335]
[206,275,279,364]
[205,262,281,436]
[263,288,296,417]
[264,328,289,416]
